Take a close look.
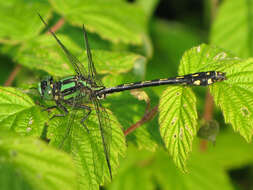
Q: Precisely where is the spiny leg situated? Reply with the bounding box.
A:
[64,101,92,133]
[75,104,91,133]
[50,101,69,120]
[78,105,91,133]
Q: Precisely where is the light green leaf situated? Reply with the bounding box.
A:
[210,58,253,142]
[0,132,77,190]
[159,86,197,170]
[81,50,146,75]
[136,0,159,18]
[109,149,233,190]
[203,130,253,169]
[49,0,147,45]
[0,0,50,44]
[16,35,143,77]
[178,44,236,74]
[128,124,159,152]
[179,44,253,141]
[158,44,242,170]
[210,0,253,58]
[0,87,46,137]
[47,109,126,189]
[109,163,153,190]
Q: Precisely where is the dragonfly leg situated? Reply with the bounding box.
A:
[64,100,92,133]
[50,102,69,120]
[75,104,92,133]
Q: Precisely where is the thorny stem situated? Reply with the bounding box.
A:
[3,17,65,86]
[124,105,158,136]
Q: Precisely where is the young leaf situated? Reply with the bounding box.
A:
[0,87,46,137]
[159,86,197,171]
[210,0,253,58]
[47,109,126,189]
[49,0,147,45]
[0,0,50,43]
[0,131,77,190]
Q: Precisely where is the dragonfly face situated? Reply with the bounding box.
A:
[38,76,54,100]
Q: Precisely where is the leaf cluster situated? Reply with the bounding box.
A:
[1,0,253,190]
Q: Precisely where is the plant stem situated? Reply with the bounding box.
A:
[4,65,22,86]
[124,105,158,136]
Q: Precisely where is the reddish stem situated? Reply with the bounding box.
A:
[47,18,65,34]
[200,89,214,152]
[124,106,158,136]
[4,65,22,86]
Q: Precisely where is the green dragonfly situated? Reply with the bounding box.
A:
[37,15,226,180]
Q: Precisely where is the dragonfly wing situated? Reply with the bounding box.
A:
[82,25,103,86]
[38,14,88,77]
[90,96,112,180]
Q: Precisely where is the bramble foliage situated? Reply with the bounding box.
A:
[0,0,253,190]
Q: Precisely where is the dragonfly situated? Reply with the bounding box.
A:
[37,15,226,180]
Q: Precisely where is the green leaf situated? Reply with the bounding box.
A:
[158,44,243,170]
[178,44,236,74]
[109,148,233,190]
[0,87,46,137]
[49,0,147,45]
[210,58,253,142]
[180,44,253,141]
[0,0,50,44]
[159,86,197,170]
[136,0,159,19]
[47,109,126,189]
[0,131,77,190]
[210,0,253,58]
[203,130,253,169]
[147,19,202,92]
[16,34,143,77]
[81,50,146,75]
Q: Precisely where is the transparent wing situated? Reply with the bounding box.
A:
[38,14,88,77]
[82,25,103,86]
[91,96,112,180]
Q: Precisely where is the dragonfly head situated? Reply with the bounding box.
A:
[214,71,226,82]
[38,76,54,100]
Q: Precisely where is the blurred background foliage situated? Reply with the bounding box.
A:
[0,0,253,190]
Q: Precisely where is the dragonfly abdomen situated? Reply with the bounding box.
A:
[96,71,226,96]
